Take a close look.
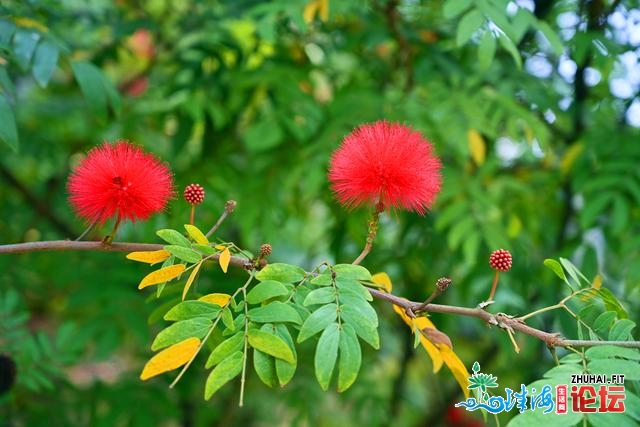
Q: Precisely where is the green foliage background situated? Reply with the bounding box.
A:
[1,0,639,426]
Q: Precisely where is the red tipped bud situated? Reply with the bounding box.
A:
[184,184,205,205]
[260,244,272,257]
[489,249,512,272]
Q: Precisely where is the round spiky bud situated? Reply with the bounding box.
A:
[489,249,512,272]
[260,244,272,257]
[184,184,205,205]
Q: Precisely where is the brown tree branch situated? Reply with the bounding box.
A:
[368,288,640,350]
[0,240,255,269]
[1,240,638,350]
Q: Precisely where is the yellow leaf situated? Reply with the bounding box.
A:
[303,0,329,23]
[219,247,231,273]
[140,337,200,381]
[591,274,602,290]
[393,306,443,373]
[467,129,486,166]
[303,0,319,23]
[373,271,470,398]
[371,272,392,292]
[199,293,232,307]
[318,0,329,21]
[440,345,471,399]
[214,244,226,251]
[184,224,209,245]
[13,17,49,32]
[138,264,186,289]
[126,250,171,265]
[182,262,203,301]
[560,142,584,175]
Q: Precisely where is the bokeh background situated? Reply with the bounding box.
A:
[1,1,639,426]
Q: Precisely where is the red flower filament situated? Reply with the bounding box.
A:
[68,141,174,224]
[328,121,442,215]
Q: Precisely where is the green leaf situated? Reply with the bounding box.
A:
[297,303,338,342]
[248,328,295,363]
[193,244,216,256]
[592,311,617,336]
[156,229,192,247]
[456,9,484,47]
[435,201,469,231]
[243,118,284,152]
[535,21,564,56]
[13,29,40,70]
[478,30,496,70]
[204,351,243,400]
[588,358,640,381]
[0,19,16,48]
[588,413,638,427]
[0,94,18,151]
[303,287,336,306]
[337,324,361,392]
[164,301,220,321]
[151,317,212,351]
[221,307,235,331]
[310,272,333,286]
[0,66,15,97]
[70,60,108,119]
[609,319,636,341]
[32,39,59,87]
[338,294,378,326]
[314,322,340,391]
[274,324,297,387]
[443,0,472,19]
[253,347,277,387]
[206,332,244,368]
[248,301,302,325]
[335,278,372,301]
[332,264,371,281]
[164,245,202,263]
[497,33,522,68]
[340,305,379,349]
[585,345,640,361]
[580,192,612,229]
[597,288,629,319]
[255,263,306,283]
[447,217,476,251]
[559,257,589,287]
[246,280,290,304]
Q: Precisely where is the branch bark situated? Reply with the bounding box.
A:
[2,240,638,350]
[0,240,255,269]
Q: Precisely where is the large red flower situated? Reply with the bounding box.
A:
[68,141,174,224]
[328,121,442,215]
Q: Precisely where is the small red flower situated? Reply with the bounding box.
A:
[68,141,174,224]
[183,184,205,205]
[328,121,442,215]
[489,249,512,272]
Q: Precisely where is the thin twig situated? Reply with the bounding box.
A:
[2,240,638,350]
[0,240,255,269]
[205,200,237,238]
[367,288,640,350]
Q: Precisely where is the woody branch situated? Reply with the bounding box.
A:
[1,241,638,350]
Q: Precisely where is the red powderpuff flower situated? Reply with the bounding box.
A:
[328,121,442,215]
[68,141,174,224]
